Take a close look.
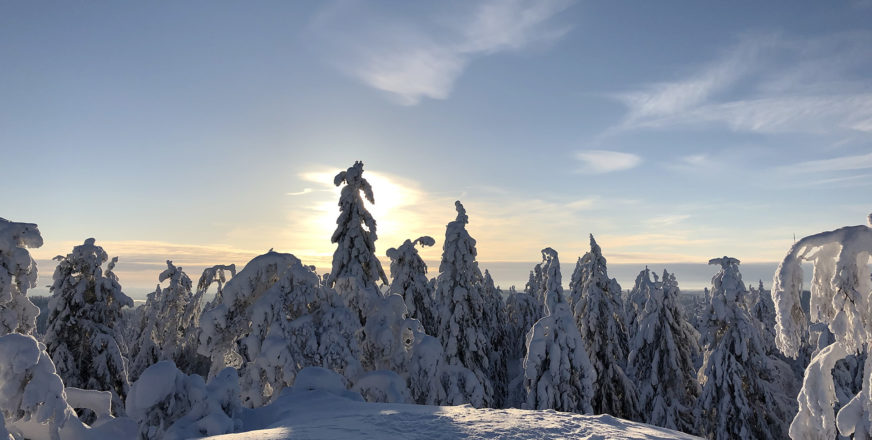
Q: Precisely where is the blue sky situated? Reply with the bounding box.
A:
[2,1,871,294]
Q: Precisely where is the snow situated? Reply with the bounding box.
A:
[126,361,242,439]
[0,218,43,337]
[64,388,112,422]
[773,213,872,439]
[199,389,700,440]
[129,361,180,410]
[386,237,438,336]
[291,367,358,399]
[0,333,78,439]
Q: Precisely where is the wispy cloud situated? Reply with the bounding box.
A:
[574,150,641,174]
[286,188,314,196]
[312,0,573,105]
[644,214,691,227]
[783,151,872,174]
[613,31,872,134]
[565,197,599,210]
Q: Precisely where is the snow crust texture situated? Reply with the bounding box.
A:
[200,389,699,440]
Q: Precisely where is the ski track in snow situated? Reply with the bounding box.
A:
[201,391,699,440]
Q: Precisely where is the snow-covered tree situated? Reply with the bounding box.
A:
[747,280,779,354]
[698,257,795,440]
[174,264,235,377]
[198,264,236,308]
[569,235,639,420]
[524,264,546,315]
[191,264,236,378]
[522,248,595,413]
[626,267,658,341]
[627,268,700,434]
[126,361,241,440]
[129,261,199,381]
[773,213,872,439]
[198,251,294,381]
[480,270,510,407]
[360,292,419,374]
[0,333,79,439]
[328,161,388,326]
[45,239,133,421]
[327,162,416,379]
[433,201,497,407]
[198,250,363,408]
[505,286,540,360]
[0,218,43,336]
[386,237,438,335]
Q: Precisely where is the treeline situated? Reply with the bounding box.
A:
[1,162,870,440]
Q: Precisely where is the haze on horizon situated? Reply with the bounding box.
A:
[3,0,871,295]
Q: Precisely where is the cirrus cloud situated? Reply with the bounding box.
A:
[574,150,642,174]
[311,0,574,105]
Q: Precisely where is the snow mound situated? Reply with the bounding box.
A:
[198,390,699,440]
[292,367,361,403]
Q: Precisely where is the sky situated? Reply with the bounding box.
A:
[2,1,871,296]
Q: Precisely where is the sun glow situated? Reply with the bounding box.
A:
[292,168,450,266]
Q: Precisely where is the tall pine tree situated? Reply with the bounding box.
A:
[697,257,793,440]
[569,235,639,420]
[45,239,133,420]
[433,201,494,407]
[386,236,438,335]
[328,161,388,327]
[522,248,595,413]
[627,268,700,434]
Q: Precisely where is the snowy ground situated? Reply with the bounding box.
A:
[202,390,700,440]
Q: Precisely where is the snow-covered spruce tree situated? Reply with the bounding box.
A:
[524,263,546,315]
[198,251,364,407]
[328,161,388,326]
[697,257,795,440]
[505,285,540,361]
[386,237,438,336]
[627,268,700,434]
[0,218,43,336]
[773,213,872,439]
[129,261,200,381]
[626,267,658,342]
[327,162,414,375]
[568,235,639,420]
[0,333,81,439]
[45,239,134,420]
[127,361,241,440]
[522,248,595,413]
[747,280,779,354]
[433,201,497,407]
[481,269,509,407]
[504,284,541,407]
